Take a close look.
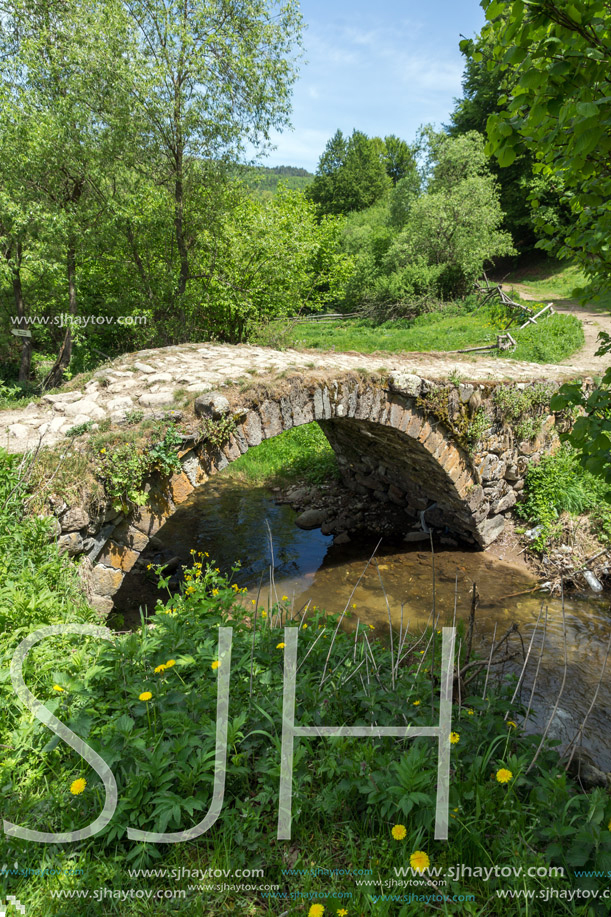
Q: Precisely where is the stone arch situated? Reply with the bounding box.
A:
[85,373,516,613]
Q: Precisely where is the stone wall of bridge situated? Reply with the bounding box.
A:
[47,370,560,615]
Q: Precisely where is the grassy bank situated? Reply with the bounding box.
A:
[288,302,583,364]
[225,424,339,487]
[1,448,611,915]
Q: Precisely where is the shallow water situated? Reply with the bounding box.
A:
[114,475,611,770]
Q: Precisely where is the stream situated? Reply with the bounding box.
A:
[113,475,611,771]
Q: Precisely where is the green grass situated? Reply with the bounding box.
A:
[506,259,611,313]
[225,423,339,485]
[290,302,584,364]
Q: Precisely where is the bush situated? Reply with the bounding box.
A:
[515,445,611,547]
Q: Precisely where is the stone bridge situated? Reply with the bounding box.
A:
[0,343,586,614]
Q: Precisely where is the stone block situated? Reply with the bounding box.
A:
[241,411,263,447]
[474,514,505,548]
[169,471,194,505]
[91,564,124,596]
[194,392,230,419]
[388,372,423,397]
[58,532,85,556]
[98,541,139,572]
[112,521,149,552]
[259,400,283,438]
[60,506,90,532]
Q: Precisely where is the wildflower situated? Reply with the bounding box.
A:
[165,659,176,668]
[496,768,513,784]
[215,567,220,573]
[368,624,374,630]
[507,720,518,729]
[232,584,239,591]
[308,906,324,917]
[352,603,357,609]
[282,595,288,601]
[211,661,220,670]
[251,599,256,604]
[302,623,308,629]
[99,448,106,455]
[204,552,209,557]
[449,732,460,744]
[70,778,87,796]
[409,850,430,873]
[337,910,348,917]
[52,685,65,693]
[185,586,195,595]
[391,824,407,841]
[139,691,152,702]
[261,611,267,618]
[419,650,425,654]
[276,642,286,649]
[412,700,420,706]
[154,664,166,674]
[211,589,219,596]
[467,709,474,716]
[146,564,153,570]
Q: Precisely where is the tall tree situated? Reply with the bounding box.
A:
[121,0,303,339]
[478,0,611,292]
[307,130,392,215]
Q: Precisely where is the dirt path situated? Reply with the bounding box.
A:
[502,282,611,374]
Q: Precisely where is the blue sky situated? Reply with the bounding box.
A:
[256,0,486,171]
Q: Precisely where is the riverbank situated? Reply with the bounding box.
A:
[221,425,611,596]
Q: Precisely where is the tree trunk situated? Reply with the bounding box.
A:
[174,148,189,336]
[44,242,77,389]
[13,248,32,383]
[4,240,32,383]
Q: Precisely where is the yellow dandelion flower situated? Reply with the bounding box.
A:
[139,691,152,702]
[507,720,518,729]
[211,660,220,670]
[308,906,325,917]
[70,778,87,795]
[496,768,513,784]
[53,685,65,692]
[450,732,460,744]
[154,664,166,674]
[276,642,286,649]
[412,700,421,706]
[391,824,407,841]
[100,448,106,455]
[185,586,195,595]
[409,850,430,873]
[165,659,176,668]
[337,910,348,917]
[211,588,219,596]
